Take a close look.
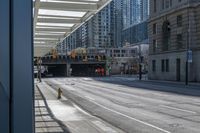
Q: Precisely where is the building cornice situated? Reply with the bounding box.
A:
[148,3,200,23]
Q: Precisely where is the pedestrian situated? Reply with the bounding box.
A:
[97,68,100,76]
[101,68,105,76]
[95,69,98,76]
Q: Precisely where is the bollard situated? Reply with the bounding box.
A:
[57,88,62,99]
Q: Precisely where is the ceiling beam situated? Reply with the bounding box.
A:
[35,34,64,38]
[34,0,40,35]
[38,18,81,24]
[38,14,81,19]
[52,0,98,3]
[36,28,71,32]
[39,2,98,11]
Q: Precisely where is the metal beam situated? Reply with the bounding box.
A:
[36,28,71,32]
[39,2,98,11]
[35,34,64,38]
[34,38,60,41]
[34,0,40,34]
[12,0,33,132]
[38,14,81,19]
[38,18,81,24]
[52,0,98,3]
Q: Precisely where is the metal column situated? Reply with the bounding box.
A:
[0,0,33,133]
[0,0,10,133]
[11,0,33,133]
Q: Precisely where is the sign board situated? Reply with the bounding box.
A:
[187,50,192,63]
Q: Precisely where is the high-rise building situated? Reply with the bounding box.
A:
[60,0,123,51]
[113,0,123,47]
[57,0,149,53]
[123,0,149,29]
[122,0,149,46]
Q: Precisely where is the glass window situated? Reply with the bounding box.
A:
[177,15,183,27]
[153,39,157,53]
[153,23,157,34]
[161,59,165,72]
[154,0,157,12]
[166,59,169,72]
[177,34,183,49]
[152,60,156,72]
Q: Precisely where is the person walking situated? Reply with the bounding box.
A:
[97,68,100,76]
[101,68,105,76]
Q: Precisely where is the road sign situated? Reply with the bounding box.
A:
[187,50,192,63]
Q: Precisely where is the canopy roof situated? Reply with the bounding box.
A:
[34,0,111,56]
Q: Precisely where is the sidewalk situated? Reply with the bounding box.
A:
[35,82,125,133]
[35,86,70,133]
[143,79,200,88]
[111,74,200,87]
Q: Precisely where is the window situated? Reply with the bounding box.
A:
[170,0,172,7]
[154,0,157,12]
[166,59,169,72]
[162,20,170,51]
[152,60,156,72]
[153,40,157,53]
[161,59,165,72]
[153,23,157,34]
[177,15,182,27]
[162,0,165,9]
[165,0,170,8]
[177,34,183,49]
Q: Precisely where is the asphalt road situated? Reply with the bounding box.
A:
[44,77,200,133]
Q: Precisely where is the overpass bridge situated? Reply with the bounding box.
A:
[35,55,106,77]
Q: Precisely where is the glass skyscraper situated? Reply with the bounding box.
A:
[122,0,149,45]
[123,0,149,29]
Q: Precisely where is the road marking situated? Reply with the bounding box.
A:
[48,79,171,133]
[160,105,196,114]
[87,99,171,133]
[85,96,95,101]
[92,121,117,133]
[72,103,94,117]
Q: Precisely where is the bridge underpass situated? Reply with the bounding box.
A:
[43,62,106,77]
[71,63,106,77]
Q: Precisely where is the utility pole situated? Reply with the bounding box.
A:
[139,44,142,80]
[185,0,191,85]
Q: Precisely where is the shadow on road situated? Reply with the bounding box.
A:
[90,77,200,97]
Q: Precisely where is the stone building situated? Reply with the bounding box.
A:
[148,0,200,81]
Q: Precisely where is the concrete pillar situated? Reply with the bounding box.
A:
[66,63,71,77]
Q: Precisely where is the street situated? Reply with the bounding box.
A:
[43,77,200,133]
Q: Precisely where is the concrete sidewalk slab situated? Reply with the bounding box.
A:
[35,86,70,133]
[36,82,125,133]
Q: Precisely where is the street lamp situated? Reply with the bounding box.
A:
[138,44,142,80]
[185,0,191,85]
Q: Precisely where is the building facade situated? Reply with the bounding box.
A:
[122,0,149,46]
[122,0,149,29]
[57,0,123,53]
[56,0,149,56]
[148,0,200,81]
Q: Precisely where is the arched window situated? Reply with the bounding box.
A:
[162,20,171,51]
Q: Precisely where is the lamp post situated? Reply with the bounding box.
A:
[185,0,191,85]
[138,44,142,80]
